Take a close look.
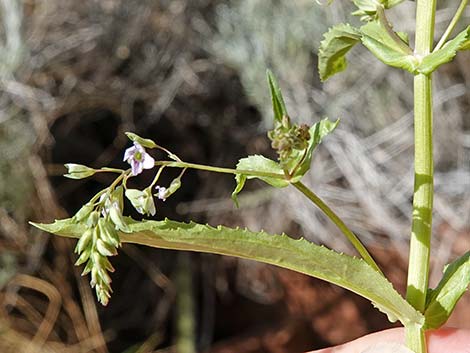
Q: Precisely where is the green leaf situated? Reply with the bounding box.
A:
[351,0,404,20]
[30,217,424,327]
[360,21,419,73]
[318,24,361,81]
[288,118,339,182]
[418,26,470,75]
[424,252,470,329]
[461,40,470,50]
[266,70,288,124]
[232,155,288,206]
[125,132,158,149]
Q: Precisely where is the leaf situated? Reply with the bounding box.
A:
[232,155,287,206]
[424,252,470,329]
[125,132,158,149]
[461,40,470,51]
[31,217,424,327]
[418,26,470,75]
[288,118,339,182]
[360,21,419,73]
[266,70,288,124]
[318,24,361,81]
[351,0,404,19]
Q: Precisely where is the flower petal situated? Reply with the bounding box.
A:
[123,146,136,162]
[142,153,155,170]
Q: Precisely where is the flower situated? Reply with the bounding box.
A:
[155,186,167,201]
[125,188,156,216]
[123,142,155,176]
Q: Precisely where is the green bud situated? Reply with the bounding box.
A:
[111,186,125,212]
[64,163,96,179]
[125,188,156,216]
[75,229,93,254]
[125,132,157,149]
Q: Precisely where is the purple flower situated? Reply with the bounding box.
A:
[123,142,155,176]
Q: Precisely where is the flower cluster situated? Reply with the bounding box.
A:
[68,133,184,304]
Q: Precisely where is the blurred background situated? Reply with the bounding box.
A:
[0,0,469,352]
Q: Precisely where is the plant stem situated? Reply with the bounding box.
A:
[434,0,468,51]
[293,182,383,274]
[406,0,436,349]
[154,160,286,180]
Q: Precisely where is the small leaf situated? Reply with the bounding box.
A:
[418,26,470,75]
[31,218,424,327]
[461,40,470,50]
[360,21,419,73]
[318,24,361,81]
[232,155,288,205]
[64,163,96,179]
[289,118,339,181]
[266,70,288,124]
[424,252,470,329]
[125,132,158,149]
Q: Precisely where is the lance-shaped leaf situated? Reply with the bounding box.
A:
[232,155,288,206]
[266,70,288,124]
[424,252,470,329]
[360,21,419,73]
[31,217,424,327]
[318,24,361,81]
[418,26,470,75]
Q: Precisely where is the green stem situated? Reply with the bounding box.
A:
[154,160,379,272]
[293,182,383,275]
[154,160,286,180]
[406,0,436,349]
[434,0,468,51]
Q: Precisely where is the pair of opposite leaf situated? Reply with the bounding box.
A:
[319,5,470,81]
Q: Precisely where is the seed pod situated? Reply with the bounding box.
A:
[74,248,91,266]
[81,259,94,276]
[98,218,121,248]
[86,211,100,228]
[109,206,130,232]
[96,238,117,257]
[75,229,93,254]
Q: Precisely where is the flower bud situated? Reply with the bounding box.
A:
[64,164,96,179]
[75,229,93,254]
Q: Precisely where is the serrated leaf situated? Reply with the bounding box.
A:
[351,0,404,19]
[360,21,418,73]
[318,24,361,81]
[232,155,287,206]
[288,118,339,182]
[30,218,424,327]
[266,70,288,124]
[418,26,470,75]
[125,132,158,149]
[424,252,470,329]
[461,40,470,50]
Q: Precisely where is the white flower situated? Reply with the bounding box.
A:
[155,186,167,201]
[123,142,155,176]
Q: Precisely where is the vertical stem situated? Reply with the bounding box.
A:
[406,0,436,351]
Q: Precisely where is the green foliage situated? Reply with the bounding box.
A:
[424,252,470,329]
[232,155,287,206]
[360,21,418,73]
[418,26,470,74]
[31,217,424,327]
[318,24,361,82]
[266,70,288,124]
[125,132,158,149]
